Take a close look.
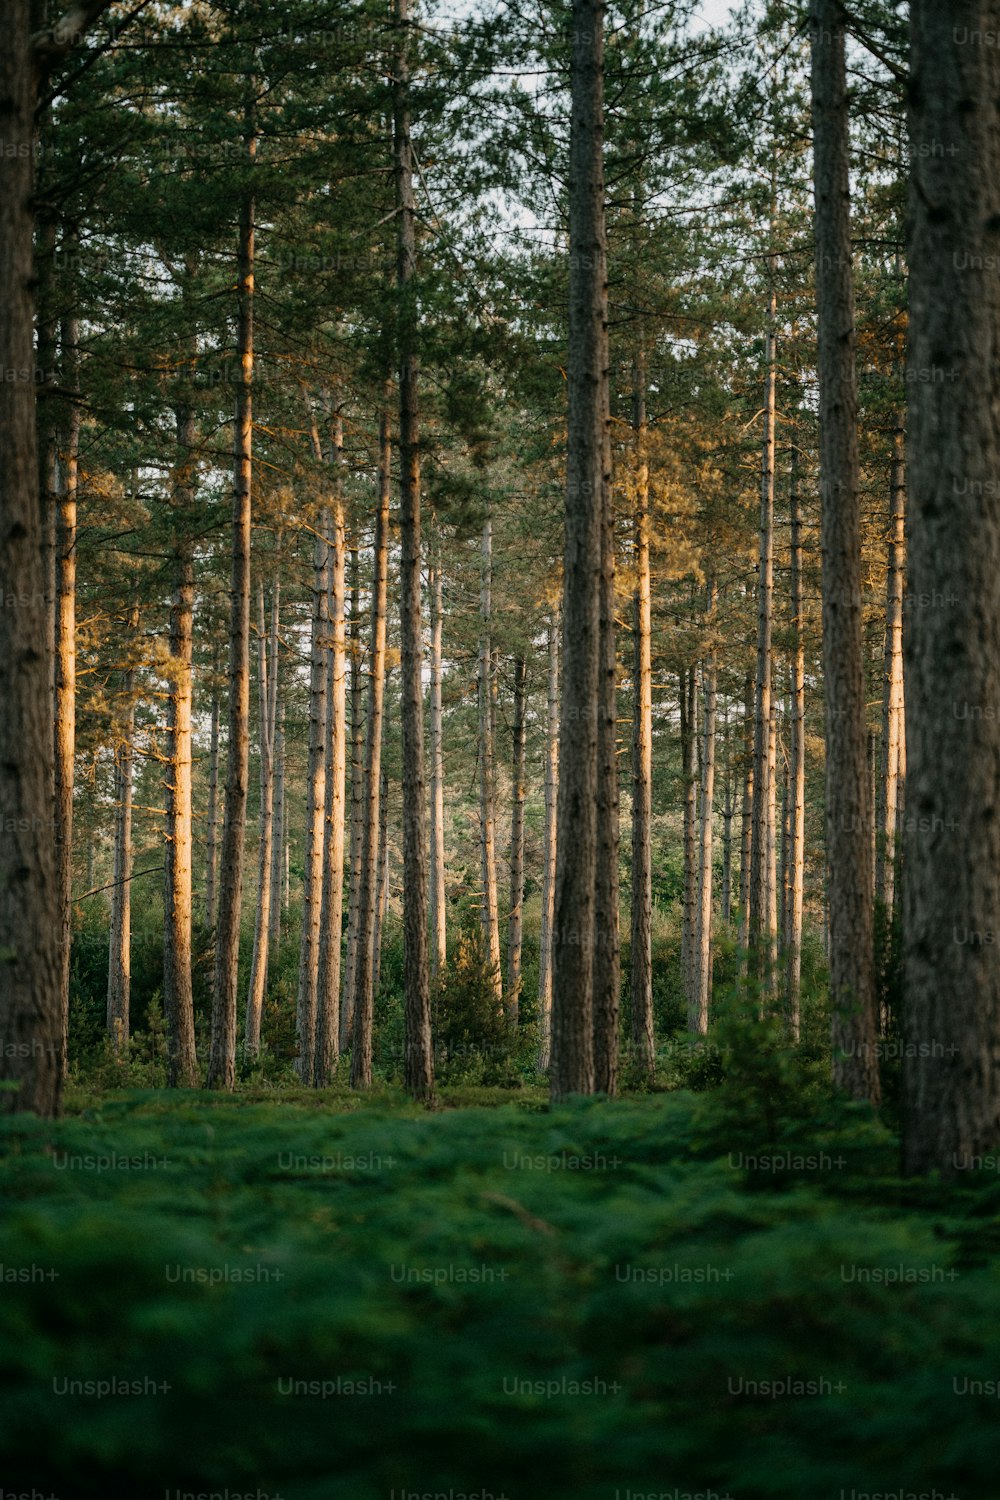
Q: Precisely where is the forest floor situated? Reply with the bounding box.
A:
[2,1082,998,1498]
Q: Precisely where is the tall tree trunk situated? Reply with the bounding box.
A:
[902,0,1000,1173]
[478,515,503,1003]
[810,0,879,1103]
[692,579,718,1034]
[373,765,390,1000]
[876,413,906,921]
[428,528,447,976]
[295,521,329,1083]
[163,409,199,1088]
[348,409,392,1078]
[629,367,654,1079]
[787,448,806,1038]
[385,0,433,1098]
[0,1,60,1116]
[749,286,777,989]
[245,577,279,1057]
[205,675,221,929]
[537,611,559,1072]
[207,108,255,1091]
[550,0,607,1101]
[107,656,135,1053]
[268,699,285,951]
[54,313,80,1080]
[316,492,347,1086]
[593,447,620,1095]
[766,689,779,981]
[506,653,528,1025]
[681,666,699,1012]
[738,672,753,949]
[341,542,365,1047]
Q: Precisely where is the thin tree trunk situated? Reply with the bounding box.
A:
[295,517,329,1083]
[692,579,718,1034]
[767,687,779,981]
[506,653,528,1025]
[315,491,347,1086]
[787,447,806,1038]
[593,443,620,1095]
[749,285,777,989]
[341,542,365,1047]
[738,672,753,949]
[347,408,391,1082]
[384,0,433,1098]
[107,656,135,1053]
[876,412,906,921]
[205,675,221,929]
[163,408,199,1088]
[54,314,80,1079]
[428,528,447,976]
[269,699,285,951]
[629,366,654,1078]
[207,106,255,1091]
[477,515,503,1003]
[537,612,559,1072]
[681,666,699,1011]
[810,0,879,1103]
[0,1,61,1116]
[245,577,279,1057]
[373,766,390,999]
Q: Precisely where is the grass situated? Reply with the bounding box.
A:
[2,1082,999,1498]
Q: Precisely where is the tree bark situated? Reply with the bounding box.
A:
[207,107,255,1091]
[738,671,753,949]
[384,0,433,1098]
[347,408,391,1083]
[295,520,329,1083]
[787,449,806,1039]
[506,653,528,1025]
[477,515,503,1004]
[163,409,199,1088]
[537,612,559,1072]
[629,368,654,1079]
[373,765,390,1000]
[54,314,79,1080]
[692,579,718,1034]
[107,652,135,1053]
[205,676,221,930]
[810,0,879,1103]
[315,490,347,1086]
[268,699,285,952]
[681,665,699,1012]
[593,434,620,1096]
[876,413,906,921]
[0,1,61,1116]
[244,577,279,1057]
[749,287,777,990]
[341,541,365,1048]
[902,0,1000,1172]
[428,527,447,976]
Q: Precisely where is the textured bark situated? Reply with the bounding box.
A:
[373,765,390,1000]
[428,531,447,976]
[749,288,777,989]
[244,578,279,1057]
[692,579,718,1034]
[537,613,559,1072]
[787,452,806,1038]
[347,410,391,1083]
[295,523,329,1083]
[53,315,79,1079]
[0,2,60,1116]
[477,517,503,1003]
[721,771,733,929]
[315,494,347,1085]
[902,0,1000,1173]
[593,435,620,1096]
[205,680,221,929]
[876,414,906,921]
[341,543,365,1048]
[107,657,135,1052]
[506,654,528,1025]
[766,691,779,981]
[163,410,199,1089]
[382,0,433,1098]
[738,672,753,949]
[629,373,654,1078]
[268,700,284,951]
[550,0,606,1101]
[207,114,255,1091]
[680,666,699,1011]
[810,0,879,1103]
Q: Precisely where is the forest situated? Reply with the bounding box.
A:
[2,0,999,1494]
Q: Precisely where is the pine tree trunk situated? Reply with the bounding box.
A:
[428,528,447,976]
[766,690,779,981]
[787,450,806,1038]
[207,113,255,1091]
[681,666,699,1013]
[506,653,528,1025]
[268,700,285,951]
[810,0,879,1103]
[205,679,221,930]
[0,1,61,1116]
[901,0,1000,1172]
[388,0,433,1099]
[341,543,365,1048]
[749,288,777,988]
[373,766,390,1000]
[163,409,199,1088]
[738,672,753,949]
[477,516,503,1003]
[537,612,559,1072]
[629,369,654,1079]
[295,524,329,1083]
[245,578,279,1057]
[347,409,391,1083]
[107,659,135,1052]
[315,493,347,1085]
[53,315,79,1079]
[593,448,620,1095]
[692,579,718,1034]
[876,413,906,921]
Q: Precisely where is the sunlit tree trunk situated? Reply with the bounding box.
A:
[787,449,806,1038]
[593,415,620,1096]
[295,521,329,1083]
[205,675,221,930]
[316,490,347,1085]
[428,527,447,976]
[876,413,906,922]
[53,314,79,1079]
[268,698,285,952]
[749,286,777,991]
[681,666,698,1010]
[107,652,135,1053]
[245,577,279,1057]
[478,515,503,1002]
[692,578,717,1034]
[506,653,528,1025]
[537,611,559,1072]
